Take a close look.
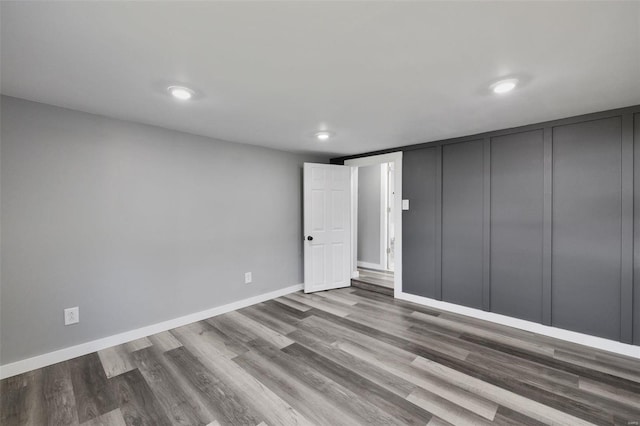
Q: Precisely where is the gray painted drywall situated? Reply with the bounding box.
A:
[635,113,640,345]
[402,148,438,298]
[441,140,484,310]
[387,104,640,346]
[0,96,326,364]
[552,118,622,341]
[490,130,544,323]
[357,164,381,265]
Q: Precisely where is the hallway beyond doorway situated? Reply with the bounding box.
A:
[352,267,394,296]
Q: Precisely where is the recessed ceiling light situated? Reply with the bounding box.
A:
[315,131,333,141]
[491,79,518,94]
[168,86,194,100]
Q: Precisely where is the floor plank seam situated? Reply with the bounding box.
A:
[3,288,640,426]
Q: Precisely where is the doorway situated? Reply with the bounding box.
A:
[344,152,402,296]
[354,162,394,292]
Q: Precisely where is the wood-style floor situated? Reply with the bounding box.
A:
[2,288,640,426]
[356,268,394,289]
[352,268,395,296]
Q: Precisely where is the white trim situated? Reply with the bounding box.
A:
[0,284,303,379]
[345,152,403,299]
[350,166,359,278]
[386,162,395,272]
[357,261,386,271]
[397,291,640,359]
[379,162,388,271]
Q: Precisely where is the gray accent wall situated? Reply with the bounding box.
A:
[402,148,438,298]
[0,96,326,364]
[357,164,381,265]
[335,104,640,346]
[552,118,622,340]
[441,140,484,310]
[634,113,640,345]
[490,130,544,323]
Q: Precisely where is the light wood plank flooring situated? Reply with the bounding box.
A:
[357,268,394,288]
[2,288,640,425]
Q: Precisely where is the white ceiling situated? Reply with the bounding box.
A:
[2,1,639,156]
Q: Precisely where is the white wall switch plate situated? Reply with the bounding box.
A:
[244,272,252,284]
[402,199,410,210]
[64,306,79,325]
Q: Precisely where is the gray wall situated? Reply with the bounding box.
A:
[402,148,438,298]
[340,105,640,345]
[441,140,484,309]
[490,130,544,323]
[551,118,623,340]
[0,96,325,364]
[634,113,640,345]
[357,164,381,265]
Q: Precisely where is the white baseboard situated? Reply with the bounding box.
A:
[397,291,640,360]
[357,261,386,271]
[0,284,303,379]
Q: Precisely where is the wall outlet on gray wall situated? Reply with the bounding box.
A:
[244,272,252,284]
[64,307,79,325]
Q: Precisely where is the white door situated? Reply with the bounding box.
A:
[303,163,352,293]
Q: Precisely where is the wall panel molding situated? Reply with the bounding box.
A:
[435,145,443,300]
[482,138,492,311]
[633,113,640,345]
[401,148,438,298]
[490,130,544,323]
[621,113,634,344]
[441,140,484,309]
[551,117,623,341]
[542,127,553,326]
[336,104,640,347]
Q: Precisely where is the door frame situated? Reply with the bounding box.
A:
[379,162,389,271]
[345,152,403,297]
[385,161,395,271]
[354,162,389,272]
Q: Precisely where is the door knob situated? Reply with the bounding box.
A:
[307,236,314,241]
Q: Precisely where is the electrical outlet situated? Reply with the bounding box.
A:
[64,307,79,325]
[244,272,252,284]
